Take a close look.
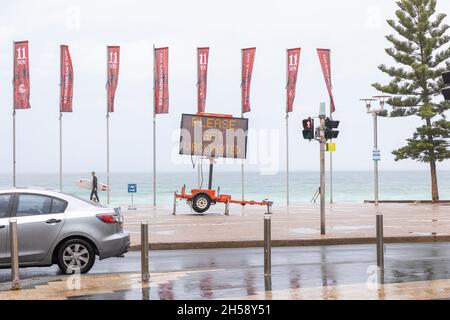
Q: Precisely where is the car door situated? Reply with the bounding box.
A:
[0,194,13,265]
[8,193,67,263]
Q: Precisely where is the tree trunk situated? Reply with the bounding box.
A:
[429,160,439,202]
[425,117,439,202]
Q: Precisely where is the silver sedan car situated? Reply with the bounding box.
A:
[0,188,130,274]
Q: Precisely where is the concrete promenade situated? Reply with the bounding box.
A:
[121,202,450,250]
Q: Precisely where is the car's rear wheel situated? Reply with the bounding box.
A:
[57,239,95,274]
[192,193,211,213]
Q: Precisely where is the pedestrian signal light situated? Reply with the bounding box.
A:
[302,117,314,140]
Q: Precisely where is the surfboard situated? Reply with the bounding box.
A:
[77,179,108,192]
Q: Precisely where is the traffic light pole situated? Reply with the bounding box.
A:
[319,115,326,235]
[320,139,326,235]
[303,104,339,236]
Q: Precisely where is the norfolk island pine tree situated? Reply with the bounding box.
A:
[373,0,450,202]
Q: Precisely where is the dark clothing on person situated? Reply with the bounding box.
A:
[90,176,99,202]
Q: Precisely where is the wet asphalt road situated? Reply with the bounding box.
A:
[2,243,450,299]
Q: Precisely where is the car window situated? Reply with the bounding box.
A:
[51,198,68,213]
[16,194,53,217]
[61,192,105,207]
[0,194,11,218]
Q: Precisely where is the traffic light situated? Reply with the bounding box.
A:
[442,71,450,101]
[302,117,314,140]
[324,118,339,140]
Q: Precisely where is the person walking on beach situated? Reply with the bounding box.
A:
[90,171,99,202]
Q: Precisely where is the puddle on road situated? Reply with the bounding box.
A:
[289,228,318,234]
[409,232,438,236]
[154,230,175,236]
[332,225,373,231]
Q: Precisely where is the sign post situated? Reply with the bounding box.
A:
[373,113,380,206]
[373,148,381,161]
[128,183,137,210]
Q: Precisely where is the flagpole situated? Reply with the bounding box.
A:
[153,113,156,207]
[106,112,110,204]
[196,48,201,187]
[241,49,245,202]
[105,46,111,205]
[12,41,16,188]
[286,112,290,206]
[329,49,333,205]
[330,112,333,204]
[153,44,156,207]
[59,112,63,191]
[12,110,16,188]
[241,112,245,202]
[285,49,290,207]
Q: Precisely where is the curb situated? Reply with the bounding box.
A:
[129,235,450,251]
[364,200,450,204]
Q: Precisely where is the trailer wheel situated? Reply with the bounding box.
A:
[192,193,211,213]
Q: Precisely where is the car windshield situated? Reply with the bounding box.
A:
[61,192,105,207]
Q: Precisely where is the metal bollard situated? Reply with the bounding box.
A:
[264,213,272,276]
[264,275,272,292]
[376,212,384,271]
[141,222,150,283]
[10,220,20,290]
[142,287,150,300]
[224,202,229,215]
[172,192,177,215]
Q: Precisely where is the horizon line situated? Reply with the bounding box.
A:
[1,169,449,175]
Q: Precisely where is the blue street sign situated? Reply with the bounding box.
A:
[372,149,381,161]
[128,184,137,193]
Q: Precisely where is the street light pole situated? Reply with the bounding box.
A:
[361,96,390,274]
[372,95,390,207]
[360,97,389,206]
[373,112,379,206]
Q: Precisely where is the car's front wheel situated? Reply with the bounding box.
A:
[57,239,95,274]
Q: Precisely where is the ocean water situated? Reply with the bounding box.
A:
[1,170,449,207]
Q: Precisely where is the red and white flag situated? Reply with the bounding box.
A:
[154,47,169,114]
[317,48,335,113]
[107,46,120,113]
[197,47,209,113]
[60,45,73,113]
[241,47,256,114]
[13,41,31,109]
[286,48,301,113]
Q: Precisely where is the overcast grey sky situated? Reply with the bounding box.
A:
[1,0,450,174]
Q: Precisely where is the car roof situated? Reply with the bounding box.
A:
[0,188,77,201]
[0,188,110,210]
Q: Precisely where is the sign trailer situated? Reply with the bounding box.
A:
[173,113,272,215]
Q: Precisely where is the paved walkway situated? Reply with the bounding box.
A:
[121,202,450,249]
